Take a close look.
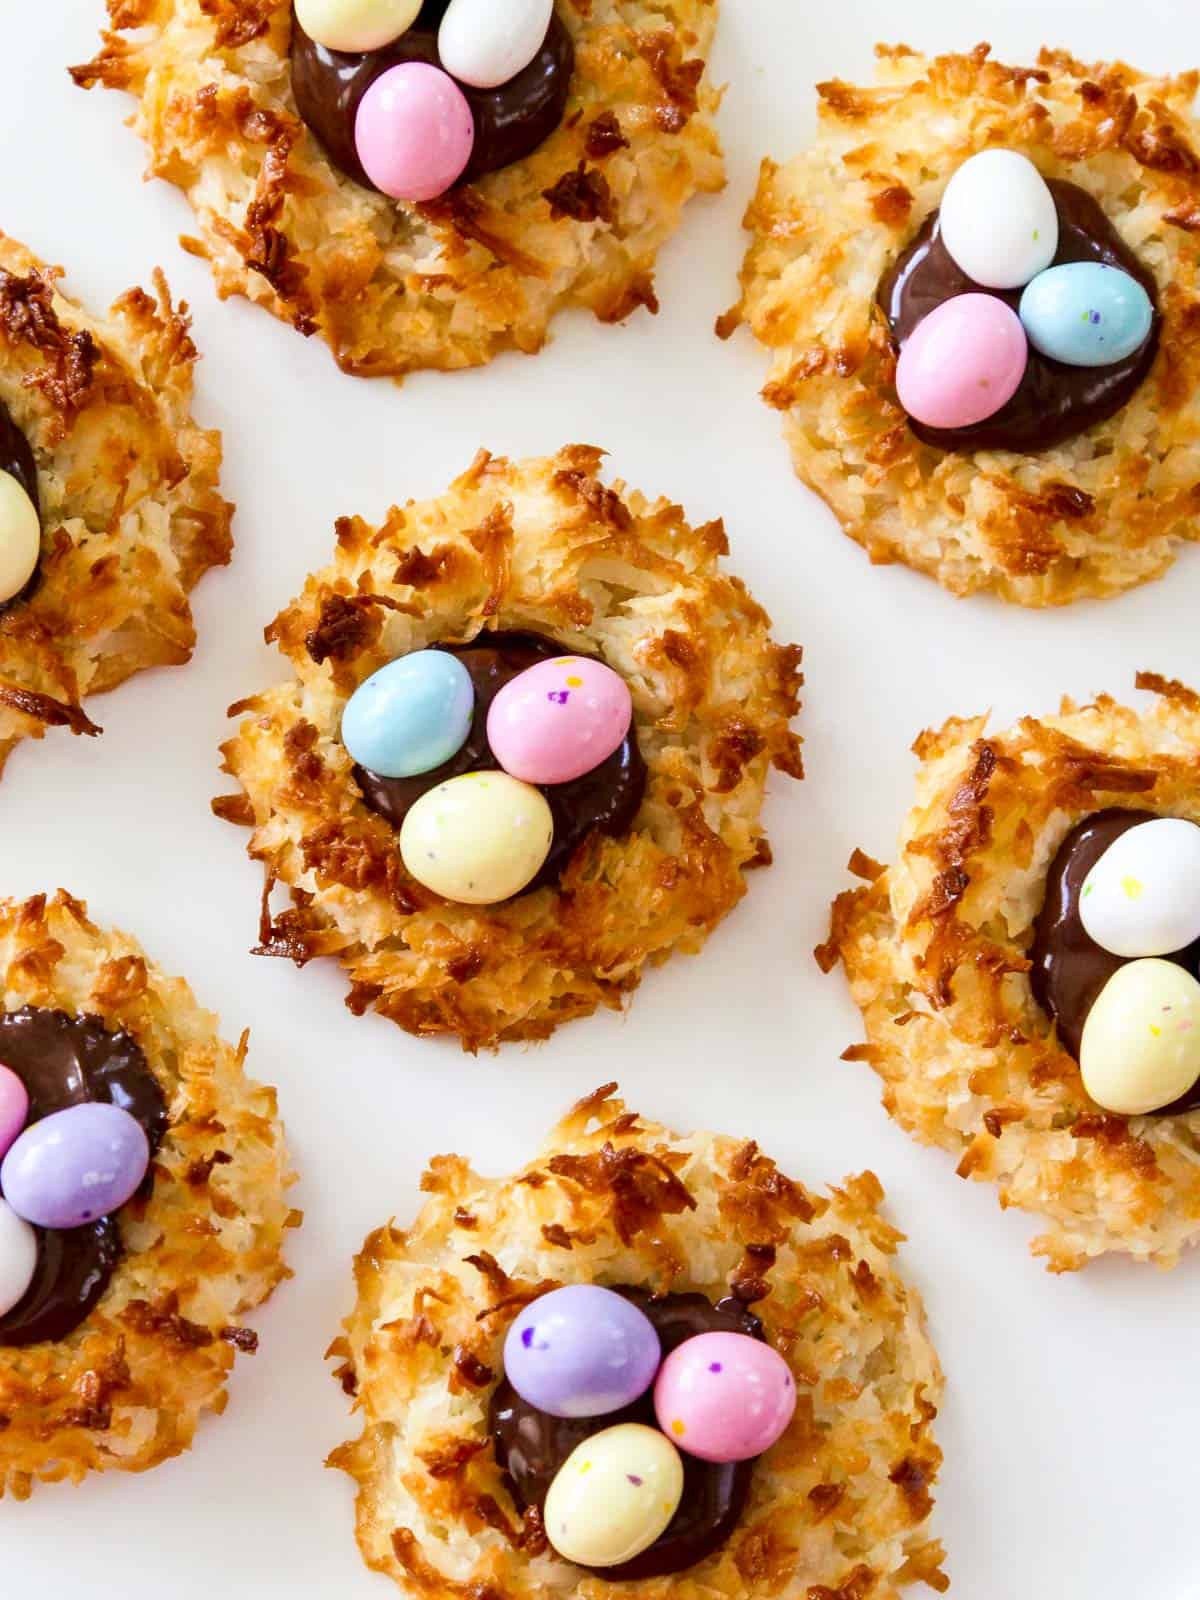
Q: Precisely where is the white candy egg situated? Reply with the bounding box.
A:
[939,149,1059,290]
[1080,959,1200,1115]
[294,0,421,53]
[438,0,554,89]
[0,1197,37,1318]
[1079,817,1200,958]
[0,471,40,605]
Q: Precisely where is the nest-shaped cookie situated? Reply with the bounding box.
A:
[72,0,723,379]
[819,673,1200,1271]
[719,44,1200,607]
[214,446,803,1050]
[0,890,297,1498]
[328,1083,946,1599]
[0,233,231,776]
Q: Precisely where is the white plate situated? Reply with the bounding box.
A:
[3,3,1199,1595]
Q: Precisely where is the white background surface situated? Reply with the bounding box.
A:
[3,2,1199,1596]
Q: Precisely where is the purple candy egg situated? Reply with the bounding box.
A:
[504,1285,662,1419]
[1,1102,150,1230]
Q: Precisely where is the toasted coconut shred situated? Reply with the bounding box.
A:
[0,892,297,1497]
[822,675,1200,1271]
[71,0,723,378]
[329,1084,946,1599]
[215,447,803,1050]
[0,234,231,775]
[721,45,1200,606]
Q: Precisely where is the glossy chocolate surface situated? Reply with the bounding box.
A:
[0,396,40,617]
[491,1288,764,1580]
[290,0,574,190]
[1030,809,1200,1114]
[878,180,1159,453]
[355,631,646,894]
[0,1007,167,1346]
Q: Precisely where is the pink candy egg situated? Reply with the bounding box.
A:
[0,1064,28,1161]
[896,293,1028,430]
[354,62,475,203]
[654,1332,795,1464]
[487,656,633,786]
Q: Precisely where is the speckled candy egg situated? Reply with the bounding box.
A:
[341,650,474,779]
[439,0,553,89]
[1,1102,150,1230]
[398,770,553,903]
[1080,958,1200,1115]
[543,1423,684,1568]
[0,1198,36,1318]
[0,471,40,605]
[0,1064,29,1161]
[1079,817,1200,958]
[504,1285,661,1418]
[939,149,1058,289]
[897,294,1028,430]
[294,0,421,51]
[1020,262,1153,367]
[654,1331,795,1463]
[355,62,475,203]
[486,656,633,785]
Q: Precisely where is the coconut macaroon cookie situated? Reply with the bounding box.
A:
[72,0,722,379]
[214,447,802,1049]
[328,1084,946,1597]
[0,891,296,1497]
[720,45,1200,606]
[820,673,1200,1272]
[0,233,231,776]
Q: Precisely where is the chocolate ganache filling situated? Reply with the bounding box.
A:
[0,396,40,617]
[1030,809,1200,1115]
[491,1288,764,1580]
[878,180,1160,454]
[355,631,646,894]
[0,1007,167,1346]
[290,0,574,192]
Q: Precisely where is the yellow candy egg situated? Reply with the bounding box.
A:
[543,1423,684,1569]
[399,771,553,905]
[294,0,421,53]
[1080,958,1200,1115]
[0,471,40,604]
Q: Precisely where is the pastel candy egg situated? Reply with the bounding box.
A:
[0,1064,29,1161]
[654,1331,795,1463]
[399,770,553,903]
[438,0,554,89]
[342,651,474,779]
[487,656,633,785]
[355,62,475,202]
[543,1423,684,1568]
[294,0,421,50]
[1,1102,150,1230]
[0,471,40,605]
[0,1199,36,1319]
[1080,958,1200,1115]
[1019,261,1153,368]
[897,294,1027,430]
[1079,818,1200,958]
[504,1285,661,1418]
[939,149,1058,289]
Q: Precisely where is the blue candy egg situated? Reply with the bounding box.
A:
[504,1285,662,1419]
[341,650,474,778]
[1,1102,150,1230]
[1019,262,1153,368]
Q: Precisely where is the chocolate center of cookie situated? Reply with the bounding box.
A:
[878,180,1159,453]
[290,0,574,191]
[0,1007,167,1346]
[355,630,646,893]
[1030,809,1200,1114]
[491,1288,763,1580]
[0,397,40,617]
